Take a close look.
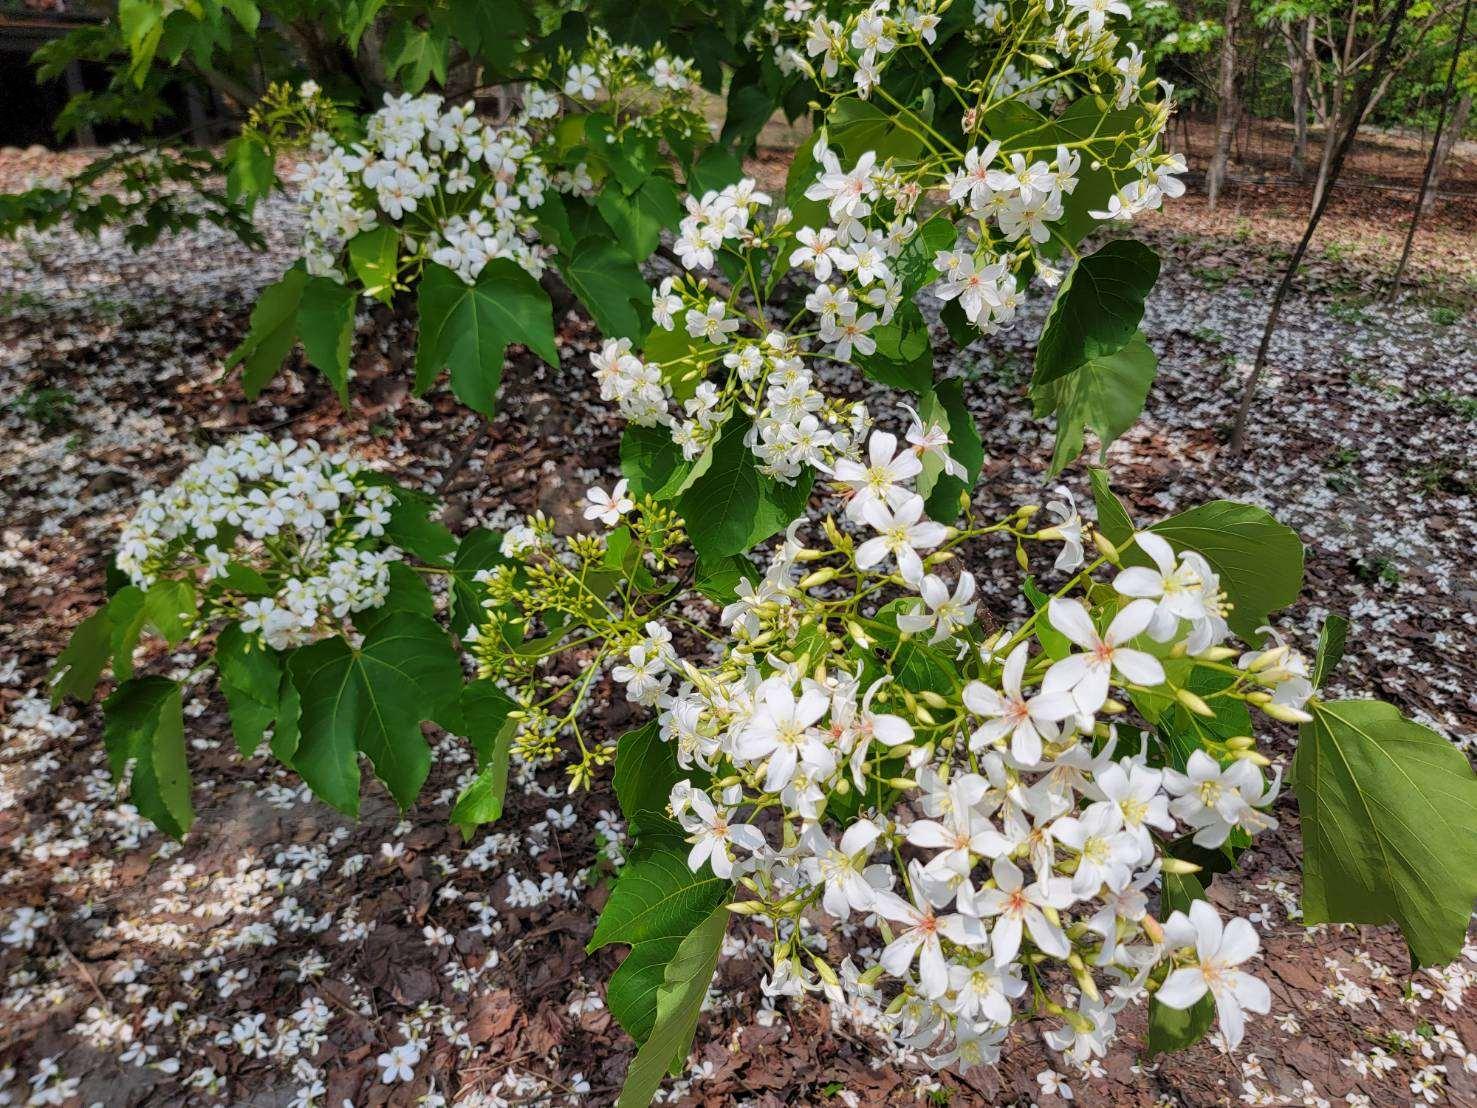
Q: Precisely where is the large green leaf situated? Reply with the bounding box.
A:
[827,97,926,164]
[617,903,728,1107]
[285,613,462,815]
[1312,615,1349,689]
[384,20,449,92]
[677,416,812,558]
[228,264,307,397]
[893,212,957,297]
[215,623,284,757]
[101,676,192,838]
[1149,501,1304,643]
[561,236,651,341]
[588,823,731,1045]
[1293,700,1477,966]
[621,423,688,497]
[855,303,932,393]
[50,609,113,705]
[613,721,681,834]
[1035,241,1160,388]
[1033,332,1158,476]
[415,260,558,417]
[298,275,358,404]
[598,177,682,262]
[443,680,519,836]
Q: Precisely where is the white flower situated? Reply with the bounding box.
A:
[800,820,888,917]
[830,430,923,523]
[897,572,977,644]
[1113,531,1212,640]
[962,641,1074,766]
[683,790,765,879]
[1040,486,1085,571]
[734,677,830,792]
[582,479,635,526]
[1041,597,1166,715]
[873,867,987,997]
[972,856,1073,962]
[1162,750,1280,848]
[856,494,948,586]
[1157,900,1270,1050]
[377,1041,422,1084]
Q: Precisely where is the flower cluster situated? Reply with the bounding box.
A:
[115,433,403,651]
[531,26,708,145]
[467,495,688,789]
[566,425,1317,1065]
[293,90,553,284]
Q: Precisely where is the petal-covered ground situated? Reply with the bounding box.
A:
[1,146,1475,1106]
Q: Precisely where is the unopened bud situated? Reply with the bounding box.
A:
[918,690,949,709]
[1233,748,1273,766]
[1092,530,1121,565]
[1248,645,1290,673]
[810,955,840,987]
[1035,526,1065,542]
[846,621,872,650]
[1200,646,1239,662]
[798,568,838,590]
[1175,688,1216,718]
[1101,697,1127,715]
[1225,735,1256,751]
[1261,700,1313,724]
[795,547,828,562]
[727,900,764,916]
[915,706,937,725]
[924,550,955,567]
[887,776,918,790]
[1016,544,1029,571]
[1017,504,1041,520]
[1161,857,1202,875]
[1142,914,1165,944]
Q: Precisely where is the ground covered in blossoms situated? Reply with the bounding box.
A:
[1,143,1475,1107]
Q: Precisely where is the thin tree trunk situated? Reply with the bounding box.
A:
[1424,91,1471,211]
[1287,20,1312,177]
[64,61,96,147]
[1208,0,1243,210]
[1390,0,1471,298]
[1230,0,1413,455]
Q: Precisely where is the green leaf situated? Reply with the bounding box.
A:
[50,609,113,705]
[285,614,462,815]
[415,260,558,416]
[215,623,284,757]
[298,276,357,404]
[621,423,687,498]
[693,553,759,605]
[589,823,731,1044]
[225,133,275,208]
[228,264,308,398]
[686,147,744,196]
[893,212,956,296]
[1149,501,1304,643]
[613,721,681,834]
[448,0,531,69]
[101,676,193,838]
[347,225,400,304]
[448,527,508,636]
[1033,333,1158,476]
[1312,614,1349,689]
[1293,700,1477,966]
[444,681,519,836]
[918,378,982,521]
[1088,468,1135,547]
[597,176,682,262]
[640,325,715,402]
[827,97,925,164]
[1024,578,1071,661]
[1146,870,1214,1055]
[856,303,932,393]
[561,236,651,341]
[384,485,457,565]
[677,416,811,558]
[343,0,389,49]
[1035,241,1160,388]
[385,20,449,92]
[617,903,727,1106]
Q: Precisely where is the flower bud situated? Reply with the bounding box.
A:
[1016,544,1029,571]
[1247,645,1290,673]
[727,900,764,916]
[1199,646,1239,662]
[1092,530,1121,565]
[798,568,838,590]
[1161,857,1202,875]
[1225,735,1256,750]
[1142,914,1165,944]
[918,690,949,709]
[1260,700,1313,724]
[846,621,872,650]
[1175,688,1216,718]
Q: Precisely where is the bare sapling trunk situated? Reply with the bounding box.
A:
[1230,0,1414,454]
[1390,0,1471,298]
[1207,0,1244,210]
[1424,91,1471,212]
[1287,19,1313,176]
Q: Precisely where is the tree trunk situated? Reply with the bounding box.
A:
[1231,0,1413,454]
[1424,91,1471,212]
[1287,20,1313,177]
[1207,0,1243,211]
[1390,0,1471,297]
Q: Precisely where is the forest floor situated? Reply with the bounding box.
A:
[1,145,1475,1108]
